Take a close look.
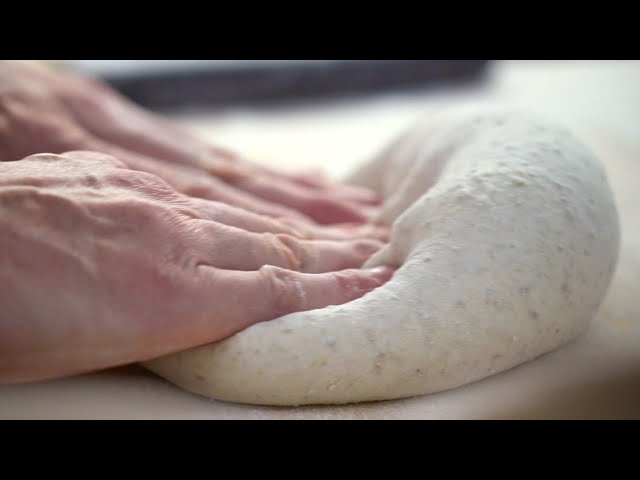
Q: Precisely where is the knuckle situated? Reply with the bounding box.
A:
[126,169,164,185]
[184,197,222,221]
[23,152,66,163]
[61,150,128,169]
[271,233,305,271]
[258,265,304,315]
[125,197,167,222]
[103,195,177,236]
[273,217,311,238]
[171,199,204,221]
[106,169,174,196]
[103,168,137,188]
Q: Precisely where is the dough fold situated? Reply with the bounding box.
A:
[145,109,620,406]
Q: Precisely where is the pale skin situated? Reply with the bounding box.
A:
[0,61,393,383]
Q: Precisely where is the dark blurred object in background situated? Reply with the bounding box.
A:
[63,60,490,111]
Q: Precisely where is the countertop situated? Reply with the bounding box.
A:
[1,60,638,419]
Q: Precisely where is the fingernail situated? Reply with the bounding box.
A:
[364,265,394,281]
[366,265,388,272]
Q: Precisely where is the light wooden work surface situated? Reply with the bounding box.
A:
[1,60,638,419]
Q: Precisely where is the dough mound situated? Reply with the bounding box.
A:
[145,109,620,406]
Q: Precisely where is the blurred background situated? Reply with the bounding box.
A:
[1,60,638,418]
[48,60,640,182]
[57,60,490,110]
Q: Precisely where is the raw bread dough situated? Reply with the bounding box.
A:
[144,108,620,406]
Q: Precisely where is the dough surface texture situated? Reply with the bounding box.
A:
[145,109,620,406]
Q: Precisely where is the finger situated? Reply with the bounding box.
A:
[32,63,214,169]
[278,218,390,242]
[197,156,379,212]
[318,184,380,205]
[186,197,306,236]
[230,174,374,224]
[285,166,330,186]
[69,134,318,223]
[48,108,368,224]
[187,197,389,242]
[175,172,315,223]
[231,163,380,205]
[188,221,383,273]
[7,60,384,214]
[194,265,394,334]
[283,171,381,205]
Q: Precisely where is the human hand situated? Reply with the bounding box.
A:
[0,152,393,383]
[0,60,381,226]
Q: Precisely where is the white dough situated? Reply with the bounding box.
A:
[144,109,620,406]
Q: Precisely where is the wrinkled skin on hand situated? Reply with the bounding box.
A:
[0,60,382,228]
[0,152,393,383]
[0,62,392,382]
